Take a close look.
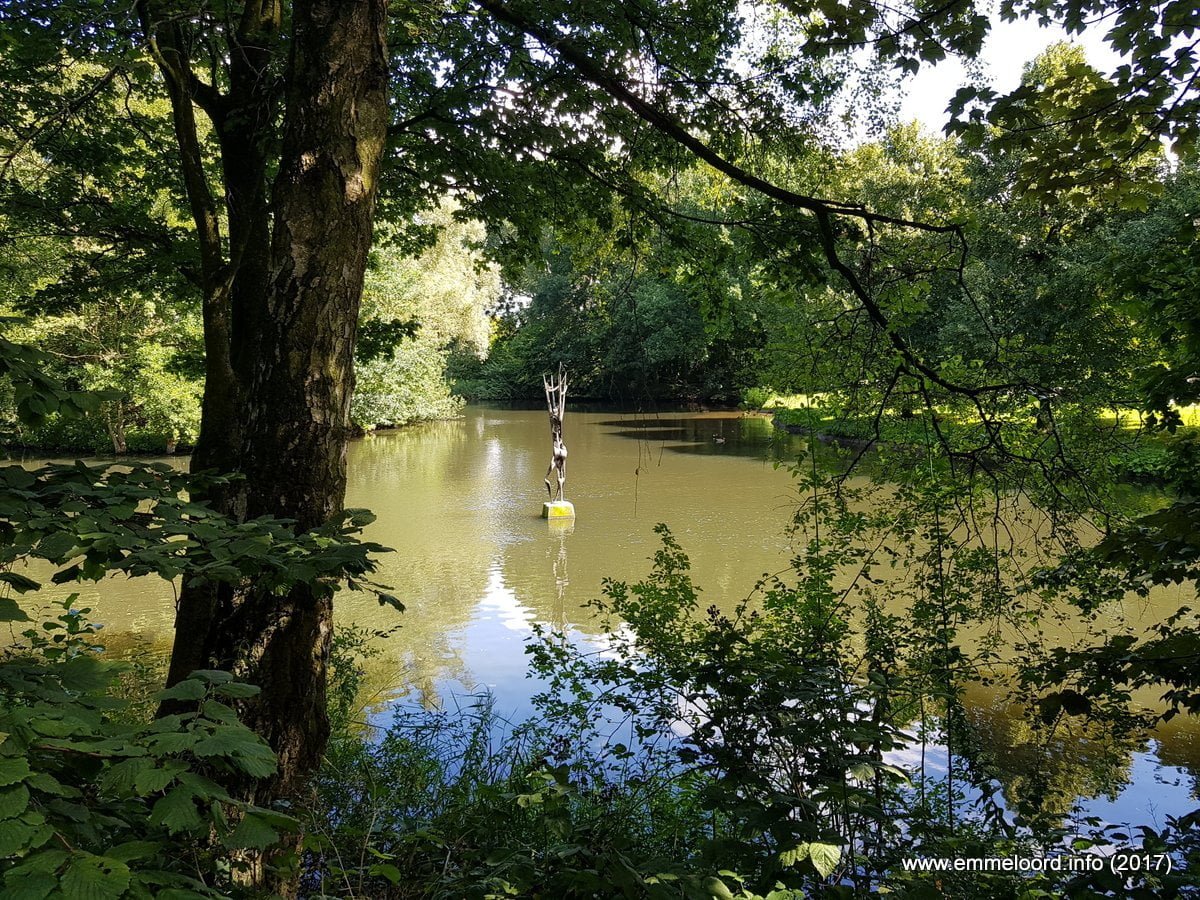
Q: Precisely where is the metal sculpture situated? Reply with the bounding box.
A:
[543,365,568,502]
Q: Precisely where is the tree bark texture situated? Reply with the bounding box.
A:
[145,0,389,809]
[228,0,389,799]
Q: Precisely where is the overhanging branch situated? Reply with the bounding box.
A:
[474,0,1024,403]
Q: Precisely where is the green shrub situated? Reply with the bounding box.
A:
[739,387,772,410]
[0,600,295,897]
[9,412,109,454]
[1111,444,1172,481]
[352,338,465,428]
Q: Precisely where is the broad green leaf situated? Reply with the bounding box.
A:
[369,862,403,884]
[150,788,202,834]
[104,841,161,863]
[58,656,112,692]
[153,679,206,702]
[702,876,734,900]
[225,812,281,850]
[2,871,57,900]
[61,853,131,900]
[0,756,31,787]
[25,773,77,797]
[147,733,197,754]
[133,761,188,795]
[99,758,154,796]
[190,670,232,684]
[0,784,31,819]
[779,844,809,868]
[213,682,260,699]
[808,842,841,879]
[0,820,36,856]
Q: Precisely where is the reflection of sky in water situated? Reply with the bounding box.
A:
[407,560,549,723]
[1080,745,1194,829]
[887,734,1198,833]
[21,406,1200,838]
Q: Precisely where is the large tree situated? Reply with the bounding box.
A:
[2,0,388,810]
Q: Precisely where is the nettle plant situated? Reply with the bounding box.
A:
[0,341,394,897]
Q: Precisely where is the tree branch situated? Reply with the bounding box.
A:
[474,0,1024,402]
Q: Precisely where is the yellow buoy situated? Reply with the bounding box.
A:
[542,500,575,519]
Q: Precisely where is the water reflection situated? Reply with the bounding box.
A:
[14,405,1200,828]
[887,684,1200,833]
[549,519,572,629]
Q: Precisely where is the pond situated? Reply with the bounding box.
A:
[19,404,1200,833]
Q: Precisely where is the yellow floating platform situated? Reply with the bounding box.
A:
[542,500,575,519]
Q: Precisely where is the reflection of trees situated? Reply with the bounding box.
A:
[600,413,803,462]
[342,421,500,701]
[550,522,571,631]
[952,684,1142,832]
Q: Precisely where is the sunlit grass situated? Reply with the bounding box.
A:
[756,392,825,409]
[1095,404,1200,430]
[766,393,1200,433]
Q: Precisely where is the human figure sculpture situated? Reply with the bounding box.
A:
[543,366,568,502]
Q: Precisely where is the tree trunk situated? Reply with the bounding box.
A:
[152,0,389,815]
[105,401,128,454]
[224,0,389,801]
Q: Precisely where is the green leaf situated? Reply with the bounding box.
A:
[7,849,69,875]
[0,784,31,819]
[150,788,203,834]
[779,844,809,868]
[58,656,112,692]
[147,733,196,754]
[104,841,160,863]
[0,756,31,788]
[133,761,187,795]
[702,876,734,900]
[2,871,57,900]
[225,812,281,850]
[0,820,37,856]
[848,762,874,781]
[190,670,232,684]
[35,532,81,562]
[61,853,131,900]
[369,862,403,884]
[808,842,841,879]
[153,679,206,702]
[229,745,276,779]
[191,726,276,777]
[25,773,77,797]
[213,682,260,699]
[99,758,154,796]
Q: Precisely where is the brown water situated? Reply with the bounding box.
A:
[13,405,1200,827]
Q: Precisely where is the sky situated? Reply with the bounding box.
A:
[898,17,1124,134]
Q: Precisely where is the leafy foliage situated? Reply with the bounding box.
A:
[0,462,396,610]
[0,602,295,897]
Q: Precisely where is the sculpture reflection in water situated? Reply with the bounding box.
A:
[549,518,572,628]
